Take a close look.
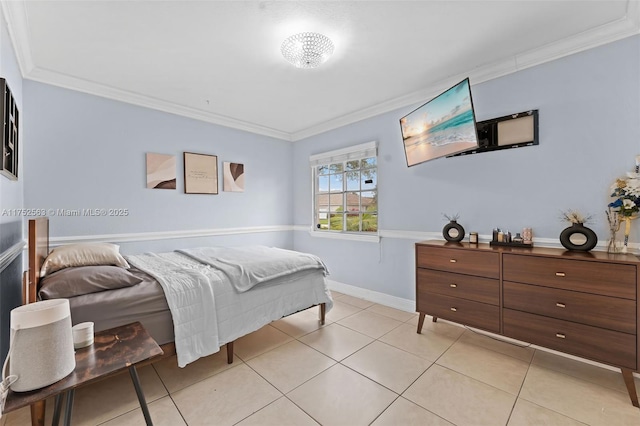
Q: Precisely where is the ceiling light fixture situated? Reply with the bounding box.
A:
[281,32,334,69]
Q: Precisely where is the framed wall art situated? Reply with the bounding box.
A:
[146,153,176,189]
[184,152,218,194]
[1,78,19,180]
[223,162,245,192]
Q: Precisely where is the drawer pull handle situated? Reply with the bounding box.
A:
[450,307,457,312]
[556,302,566,308]
[556,333,566,339]
[450,283,458,288]
[449,259,457,263]
[555,272,566,277]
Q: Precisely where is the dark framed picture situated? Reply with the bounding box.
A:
[1,78,19,180]
[184,152,218,194]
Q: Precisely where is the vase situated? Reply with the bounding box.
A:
[606,209,621,253]
[607,232,620,253]
[442,220,465,243]
[559,223,598,252]
[621,216,638,254]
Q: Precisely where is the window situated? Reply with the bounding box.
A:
[310,142,378,239]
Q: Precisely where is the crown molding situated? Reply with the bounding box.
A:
[4,0,639,143]
[515,0,640,71]
[290,56,520,142]
[292,5,640,141]
[1,0,35,75]
[25,66,293,142]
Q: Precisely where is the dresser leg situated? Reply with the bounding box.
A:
[417,313,426,334]
[621,368,639,408]
[432,316,438,323]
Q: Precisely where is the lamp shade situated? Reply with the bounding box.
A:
[9,299,75,392]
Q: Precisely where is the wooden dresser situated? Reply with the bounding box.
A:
[415,240,640,407]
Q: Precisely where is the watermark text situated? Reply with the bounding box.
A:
[1,208,130,217]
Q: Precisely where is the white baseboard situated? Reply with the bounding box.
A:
[326,279,414,313]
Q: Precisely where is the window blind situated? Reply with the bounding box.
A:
[309,141,377,167]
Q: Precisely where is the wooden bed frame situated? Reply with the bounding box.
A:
[24,217,326,426]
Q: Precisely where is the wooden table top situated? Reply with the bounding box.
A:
[3,321,163,413]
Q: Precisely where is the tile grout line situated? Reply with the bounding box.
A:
[504,351,593,425]
[258,299,418,425]
[503,347,537,426]
[234,305,372,425]
[337,334,455,426]
[147,362,192,426]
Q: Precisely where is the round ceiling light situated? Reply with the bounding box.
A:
[281,32,334,69]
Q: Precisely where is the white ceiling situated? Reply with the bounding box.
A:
[2,1,639,141]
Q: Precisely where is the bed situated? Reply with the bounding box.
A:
[24,217,333,423]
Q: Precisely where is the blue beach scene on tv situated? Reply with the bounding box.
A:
[400,78,479,166]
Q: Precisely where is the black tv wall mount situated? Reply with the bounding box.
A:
[448,109,539,158]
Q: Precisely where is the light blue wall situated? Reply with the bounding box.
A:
[0,7,23,223]
[0,8,24,363]
[23,82,294,253]
[293,35,640,300]
[18,35,640,301]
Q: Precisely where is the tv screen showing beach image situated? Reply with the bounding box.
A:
[400,78,479,167]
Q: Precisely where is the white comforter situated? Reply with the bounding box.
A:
[127,247,332,367]
[178,246,328,292]
[126,252,222,367]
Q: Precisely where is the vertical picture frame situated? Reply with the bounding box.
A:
[184,152,218,194]
[223,162,245,192]
[1,78,19,180]
[146,153,176,189]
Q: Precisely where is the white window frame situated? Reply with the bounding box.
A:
[309,141,379,243]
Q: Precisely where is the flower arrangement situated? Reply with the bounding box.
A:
[609,172,640,218]
[607,157,640,253]
[443,213,460,222]
[559,210,593,225]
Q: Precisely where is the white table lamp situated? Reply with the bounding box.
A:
[8,299,75,392]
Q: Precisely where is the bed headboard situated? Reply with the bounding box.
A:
[27,217,49,304]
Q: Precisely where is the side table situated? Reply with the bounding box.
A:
[3,321,164,426]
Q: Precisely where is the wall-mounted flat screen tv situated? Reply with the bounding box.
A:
[400,78,479,167]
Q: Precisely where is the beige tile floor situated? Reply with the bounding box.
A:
[4,291,640,426]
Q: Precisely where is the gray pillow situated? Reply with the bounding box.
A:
[38,265,143,300]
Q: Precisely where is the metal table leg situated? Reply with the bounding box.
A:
[52,393,64,426]
[63,389,74,426]
[129,366,153,425]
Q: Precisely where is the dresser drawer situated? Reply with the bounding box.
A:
[417,245,499,279]
[503,254,636,300]
[418,268,499,305]
[503,309,636,369]
[503,281,636,334]
[418,292,500,333]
